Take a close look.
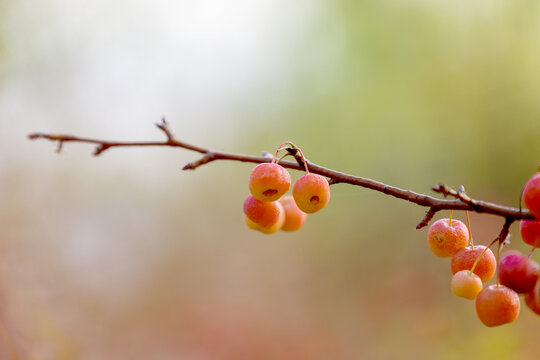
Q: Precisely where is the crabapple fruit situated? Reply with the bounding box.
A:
[292,173,330,214]
[427,218,469,258]
[451,245,497,282]
[451,270,483,300]
[523,172,540,219]
[475,285,520,327]
[278,195,307,231]
[524,280,540,315]
[520,219,540,248]
[249,163,291,202]
[244,207,285,234]
[243,195,283,228]
[498,250,539,293]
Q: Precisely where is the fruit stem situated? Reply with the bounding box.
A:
[528,246,537,259]
[496,240,501,287]
[278,141,297,149]
[519,184,525,213]
[295,147,309,173]
[468,237,498,277]
[271,142,308,173]
[448,210,452,227]
[275,152,291,164]
[465,211,474,249]
[272,141,298,163]
[272,147,289,163]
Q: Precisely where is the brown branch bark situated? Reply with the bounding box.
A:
[28,119,535,229]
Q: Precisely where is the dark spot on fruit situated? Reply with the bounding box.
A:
[310,196,320,204]
[263,189,278,197]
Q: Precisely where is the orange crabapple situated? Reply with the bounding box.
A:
[427,218,469,258]
[292,173,330,214]
[451,245,497,282]
[475,285,520,327]
[520,219,540,248]
[451,270,483,300]
[249,163,291,202]
[244,207,285,234]
[278,195,307,231]
[243,195,283,229]
[523,172,540,219]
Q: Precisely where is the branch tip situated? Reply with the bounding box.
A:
[496,218,514,245]
[183,152,216,170]
[328,178,341,185]
[94,143,114,156]
[156,117,173,141]
[285,147,298,155]
[416,208,438,229]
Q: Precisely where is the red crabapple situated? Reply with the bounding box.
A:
[475,285,520,327]
[498,250,539,293]
[520,219,540,248]
[523,172,540,219]
[451,270,483,300]
[292,173,330,214]
[249,163,291,202]
[524,280,540,315]
[243,195,283,228]
[278,195,307,231]
[451,245,497,282]
[427,218,469,258]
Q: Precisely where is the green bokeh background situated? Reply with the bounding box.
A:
[0,1,539,359]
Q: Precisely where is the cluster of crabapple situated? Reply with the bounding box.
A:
[243,143,330,234]
[427,170,540,327]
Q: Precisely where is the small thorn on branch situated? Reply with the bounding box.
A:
[328,178,341,185]
[183,152,216,170]
[432,184,481,209]
[502,234,511,247]
[94,144,111,156]
[496,218,514,245]
[156,117,174,142]
[432,184,453,196]
[261,151,273,160]
[416,207,438,229]
[285,147,298,156]
[456,185,479,208]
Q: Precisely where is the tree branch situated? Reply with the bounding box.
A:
[28,119,535,229]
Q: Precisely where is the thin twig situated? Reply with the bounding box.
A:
[28,120,536,229]
[416,208,439,229]
[496,218,514,245]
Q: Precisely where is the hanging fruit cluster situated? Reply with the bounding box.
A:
[427,170,540,326]
[243,142,330,234]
